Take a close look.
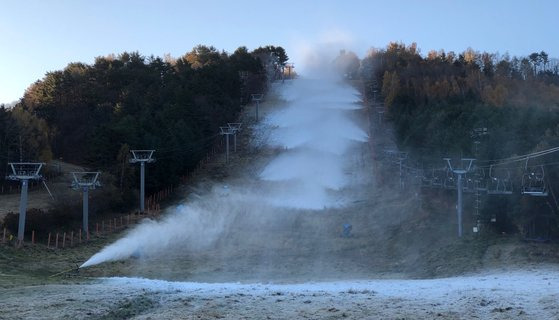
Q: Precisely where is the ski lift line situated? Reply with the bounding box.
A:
[477,146,559,164]
[476,150,559,168]
[402,159,531,173]
[475,146,559,166]
[476,154,559,169]
[401,164,446,171]
[385,157,559,180]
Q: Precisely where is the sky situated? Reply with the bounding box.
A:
[1,0,558,104]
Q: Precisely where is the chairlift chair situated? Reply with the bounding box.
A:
[487,165,513,195]
[431,168,445,188]
[421,170,433,188]
[443,168,457,190]
[462,171,477,193]
[521,163,548,197]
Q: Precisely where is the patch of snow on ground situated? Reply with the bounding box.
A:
[97,268,559,318]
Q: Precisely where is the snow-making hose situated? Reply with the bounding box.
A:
[49,264,80,278]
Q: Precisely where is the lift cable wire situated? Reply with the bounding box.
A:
[475,146,559,167]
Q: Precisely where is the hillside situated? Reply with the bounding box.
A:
[1,77,559,320]
[2,44,559,320]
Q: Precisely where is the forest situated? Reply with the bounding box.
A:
[0,45,287,224]
[4,40,559,239]
[356,42,559,238]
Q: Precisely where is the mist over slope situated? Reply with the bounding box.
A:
[81,72,368,269]
[260,78,368,209]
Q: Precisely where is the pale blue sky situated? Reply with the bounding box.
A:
[1,0,558,104]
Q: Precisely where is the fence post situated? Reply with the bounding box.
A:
[2,228,6,243]
[62,232,66,248]
[55,233,59,249]
[47,233,51,248]
[31,230,35,244]
[71,231,74,247]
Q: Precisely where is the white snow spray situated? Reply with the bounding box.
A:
[81,189,265,268]
[80,51,368,269]
[258,77,368,209]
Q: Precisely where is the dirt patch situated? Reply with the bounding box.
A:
[91,294,158,320]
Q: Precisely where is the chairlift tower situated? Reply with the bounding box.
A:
[382,149,407,189]
[227,123,242,153]
[6,162,44,241]
[397,152,408,189]
[444,158,476,237]
[129,150,155,213]
[71,172,101,237]
[473,167,483,234]
[251,94,264,121]
[220,127,235,163]
[375,106,385,126]
[471,127,488,156]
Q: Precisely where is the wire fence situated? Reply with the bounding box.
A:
[0,185,175,249]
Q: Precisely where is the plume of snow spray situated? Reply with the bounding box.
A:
[258,77,368,209]
[81,190,262,268]
[81,47,368,269]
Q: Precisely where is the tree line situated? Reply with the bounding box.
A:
[1,45,288,216]
[357,42,559,237]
